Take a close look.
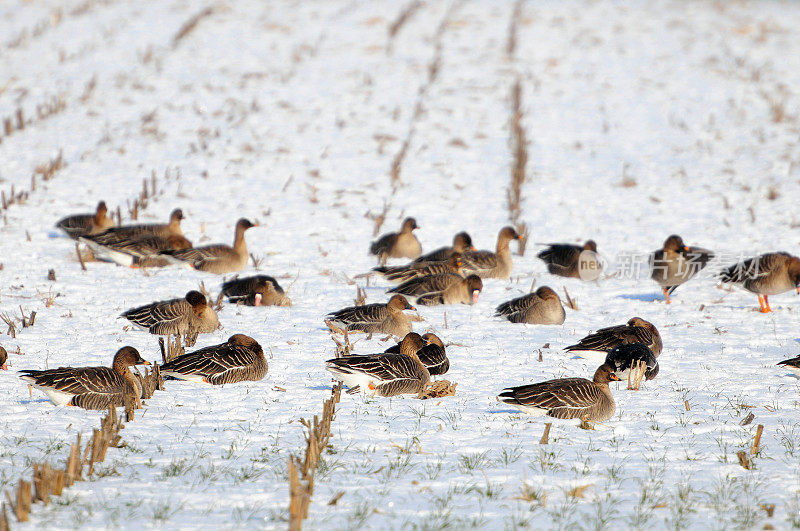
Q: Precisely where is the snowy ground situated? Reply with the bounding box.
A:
[2,0,800,528]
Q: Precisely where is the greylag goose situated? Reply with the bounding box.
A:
[604,344,659,383]
[370,217,422,265]
[384,332,448,375]
[374,253,464,284]
[325,332,430,396]
[19,347,149,409]
[777,355,800,376]
[221,275,291,306]
[564,317,662,362]
[537,240,602,280]
[0,346,7,370]
[121,290,220,345]
[719,252,800,312]
[649,234,714,303]
[325,294,415,337]
[495,287,565,325]
[160,334,267,384]
[498,364,619,421]
[412,232,474,263]
[161,218,255,274]
[55,201,114,238]
[461,227,520,279]
[389,272,483,306]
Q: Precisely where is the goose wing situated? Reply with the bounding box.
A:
[161,343,264,383]
[370,233,398,256]
[499,377,600,412]
[56,214,94,238]
[461,250,498,274]
[389,273,460,297]
[19,367,123,395]
[122,298,189,332]
[326,353,418,381]
[565,323,639,352]
[495,293,535,318]
[537,244,580,267]
[327,303,388,325]
[163,244,234,262]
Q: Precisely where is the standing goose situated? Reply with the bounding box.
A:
[325,294,415,337]
[55,201,114,238]
[370,217,422,265]
[389,273,483,306]
[325,333,430,396]
[498,364,620,421]
[537,240,602,280]
[19,347,149,409]
[161,218,255,274]
[384,332,448,375]
[1,346,7,370]
[649,234,714,303]
[604,344,659,385]
[121,290,220,345]
[564,317,662,362]
[719,252,800,313]
[461,227,521,279]
[495,287,566,325]
[221,275,291,306]
[412,232,474,263]
[374,253,464,284]
[160,334,267,384]
[777,355,800,376]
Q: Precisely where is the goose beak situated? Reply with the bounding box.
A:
[1,363,7,370]
[796,286,799,295]
[683,246,690,252]
[142,360,151,366]
[472,290,480,304]
[609,373,620,381]
[254,293,263,306]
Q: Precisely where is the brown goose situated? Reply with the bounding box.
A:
[121,290,220,345]
[326,294,415,337]
[389,272,482,304]
[537,240,602,280]
[374,253,464,284]
[461,227,520,279]
[384,332,448,375]
[370,217,422,265]
[649,234,714,303]
[161,334,267,385]
[719,252,800,313]
[221,275,291,306]
[55,201,114,239]
[325,332,430,396]
[0,346,7,370]
[564,317,662,362]
[412,232,474,263]
[19,347,149,409]
[495,287,565,325]
[161,218,255,274]
[777,355,800,376]
[498,364,620,421]
[84,232,193,267]
[92,208,184,240]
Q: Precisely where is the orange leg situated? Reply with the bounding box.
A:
[764,295,772,313]
[757,294,765,312]
[663,288,671,304]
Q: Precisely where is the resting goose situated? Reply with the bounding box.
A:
[389,272,482,306]
[412,232,474,263]
[495,287,565,325]
[461,227,521,279]
[777,355,800,376]
[55,201,114,239]
[221,275,291,306]
[649,234,714,303]
[121,290,220,345]
[83,232,193,267]
[370,217,422,265]
[326,294,415,337]
[384,332,448,375]
[1,346,7,370]
[564,317,662,362]
[94,208,184,239]
[19,347,149,409]
[374,253,464,284]
[604,344,659,383]
[498,364,619,421]
[537,240,601,280]
[325,332,430,396]
[161,218,255,274]
[161,334,267,384]
[719,252,800,313]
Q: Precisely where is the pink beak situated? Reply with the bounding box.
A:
[472,290,480,304]
[254,293,263,306]
[1,363,7,371]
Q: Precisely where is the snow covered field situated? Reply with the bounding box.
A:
[2,0,800,528]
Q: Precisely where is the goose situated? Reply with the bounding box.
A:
[564,317,662,362]
[537,240,601,280]
[388,272,483,305]
[370,217,422,265]
[121,290,220,345]
[498,364,619,421]
[90,208,184,240]
[649,234,714,303]
[160,334,267,384]
[604,344,659,384]
[325,294,415,337]
[161,218,255,274]
[325,332,430,396]
[719,252,800,313]
[55,201,114,239]
[0,346,7,370]
[384,332,448,375]
[412,232,474,263]
[221,275,291,306]
[461,227,520,279]
[19,347,149,409]
[83,232,192,267]
[495,287,565,325]
[374,253,464,284]
[777,355,800,376]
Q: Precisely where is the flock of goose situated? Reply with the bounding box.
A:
[4,205,800,424]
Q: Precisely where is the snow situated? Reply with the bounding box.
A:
[1,0,800,528]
